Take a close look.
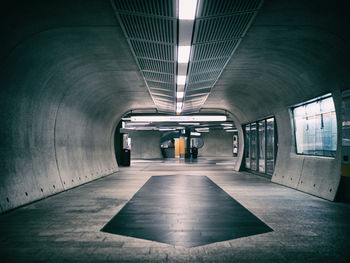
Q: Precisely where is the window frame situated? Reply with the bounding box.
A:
[291,93,337,158]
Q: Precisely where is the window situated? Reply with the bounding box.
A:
[258,120,266,173]
[292,94,337,157]
[245,124,250,169]
[244,117,277,177]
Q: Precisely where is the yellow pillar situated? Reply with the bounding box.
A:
[179,137,186,158]
[174,138,180,158]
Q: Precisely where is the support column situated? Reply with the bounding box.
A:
[174,138,180,158]
[185,128,191,159]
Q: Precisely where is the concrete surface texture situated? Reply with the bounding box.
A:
[203,0,350,200]
[128,130,163,159]
[0,159,349,262]
[0,0,349,213]
[200,130,235,157]
[0,0,155,212]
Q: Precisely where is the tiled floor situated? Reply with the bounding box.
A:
[1,158,350,262]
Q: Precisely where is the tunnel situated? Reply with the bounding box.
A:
[1,0,350,262]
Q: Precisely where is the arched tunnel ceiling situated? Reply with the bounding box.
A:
[1,0,350,212]
[108,0,350,117]
[2,0,348,121]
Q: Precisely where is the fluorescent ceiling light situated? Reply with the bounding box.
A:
[223,126,234,129]
[176,102,183,113]
[130,115,227,122]
[225,129,237,132]
[221,123,233,126]
[178,46,191,63]
[191,132,201,136]
[179,122,200,125]
[179,0,197,20]
[196,127,209,132]
[177,75,186,85]
[176,92,184,98]
[159,128,176,131]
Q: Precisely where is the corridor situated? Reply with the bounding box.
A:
[1,159,349,262]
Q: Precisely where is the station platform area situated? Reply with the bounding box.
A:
[1,158,350,262]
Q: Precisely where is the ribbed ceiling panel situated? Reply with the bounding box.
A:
[151,90,173,97]
[152,96,173,103]
[144,72,174,83]
[189,71,221,84]
[147,81,173,90]
[189,58,228,74]
[193,13,254,43]
[199,0,261,17]
[130,40,174,60]
[187,80,216,90]
[186,93,209,99]
[114,0,173,17]
[192,40,239,61]
[186,87,212,95]
[112,0,176,113]
[119,14,174,43]
[139,59,175,74]
[183,0,263,113]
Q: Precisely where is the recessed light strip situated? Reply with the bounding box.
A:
[176,0,198,113]
[130,115,227,122]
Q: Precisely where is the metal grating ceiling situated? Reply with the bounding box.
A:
[114,0,173,16]
[112,0,263,114]
[111,0,176,113]
[183,0,264,113]
[131,40,174,61]
[199,0,262,17]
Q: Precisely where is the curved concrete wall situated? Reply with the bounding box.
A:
[204,0,350,200]
[0,0,155,213]
[1,0,349,214]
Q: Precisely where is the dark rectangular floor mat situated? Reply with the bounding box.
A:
[101,175,272,247]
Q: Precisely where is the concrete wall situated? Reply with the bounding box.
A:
[203,0,350,200]
[199,130,234,157]
[1,0,349,214]
[128,131,163,159]
[0,0,155,213]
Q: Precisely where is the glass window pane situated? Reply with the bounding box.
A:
[258,120,266,173]
[293,95,337,157]
[250,122,257,171]
[266,118,275,175]
[342,93,350,147]
[245,124,250,169]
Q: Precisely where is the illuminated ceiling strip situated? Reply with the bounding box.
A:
[130,115,227,122]
[177,76,186,85]
[176,92,184,98]
[179,0,197,20]
[177,46,191,63]
[159,128,176,131]
[196,128,209,132]
[176,0,198,113]
[178,122,200,125]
